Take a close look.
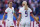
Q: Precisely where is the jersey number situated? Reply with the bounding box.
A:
[25,11,28,17]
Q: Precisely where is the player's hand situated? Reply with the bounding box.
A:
[35,17,39,24]
[17,21,19,26]
[2,20,4,24]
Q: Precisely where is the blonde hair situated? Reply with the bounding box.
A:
[22,1,28,10]
[22,1,27,5]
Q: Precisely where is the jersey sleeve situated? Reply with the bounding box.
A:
[5,8,8,14]
[29,8,33,14]
[18,8,22,14]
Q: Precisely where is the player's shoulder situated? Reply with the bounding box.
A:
[5,7,9,11]
[12,7,14,9]
[28,7,32,11]
[19,7,24,11]
[6,7,9,10]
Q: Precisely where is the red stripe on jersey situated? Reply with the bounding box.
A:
[18,12,21,13]
[5,12,7,13]
[18,12,21,14]
[5,12,7,14]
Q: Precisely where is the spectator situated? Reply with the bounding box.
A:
[35,1,40,16]
[0,8,2,14]
[30,1,36,15]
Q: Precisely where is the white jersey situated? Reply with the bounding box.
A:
[19,7,32,21]
[5,7,14,21]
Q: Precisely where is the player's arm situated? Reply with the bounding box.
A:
[17,8,21,26]
[2,8,8,24]
[17,13,21,26]
[30,13,39,23]
[17,9,21,22]
[17,13,21,22]
[3,13,6,20]
[3,9,8,20]
[13,13,17,20]
[13,8,17,20]
[2,13,7,24]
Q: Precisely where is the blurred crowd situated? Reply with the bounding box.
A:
[0,0,40,16]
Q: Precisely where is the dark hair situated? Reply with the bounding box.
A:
[8,2,12,4]
[8,2,10,4]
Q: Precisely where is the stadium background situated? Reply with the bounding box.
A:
[0,0,40,27]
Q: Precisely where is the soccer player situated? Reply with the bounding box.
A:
[17,1,39,27]
[2,2,17,27]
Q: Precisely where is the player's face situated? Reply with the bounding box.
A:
[22,1,27,7]
[9,2,12,7]
[22,2,25,7]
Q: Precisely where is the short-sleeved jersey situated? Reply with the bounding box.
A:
[19,7,32,21]
[5,7,14,21]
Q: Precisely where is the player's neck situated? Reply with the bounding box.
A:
[25,8,28,10]
[25,6,28,10]
[9,7,12,8]
[9,7,12,9]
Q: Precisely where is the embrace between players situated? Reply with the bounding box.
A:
[2,1,39,27]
